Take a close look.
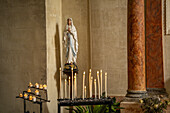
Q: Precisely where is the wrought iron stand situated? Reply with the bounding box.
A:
[16,86,50,113]
[57,98,112,113]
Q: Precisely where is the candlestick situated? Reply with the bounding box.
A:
[90,77,93,98]
[94,79,97,99]
[71,68,74,100]
[97,71,100,99]
[89,69,91,98]
[100,70,102,96]
[105,72,107,97]
[69,76,70,98]
[85,86,86,98]
[59,67,62,98]
[65,79,67,98]
[74,73,77,98]
[82,71,85,99]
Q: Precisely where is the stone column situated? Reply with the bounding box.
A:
[146,0,168,97]
[126,0,146,98]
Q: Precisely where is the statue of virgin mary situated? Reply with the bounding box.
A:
[63,18,78,64]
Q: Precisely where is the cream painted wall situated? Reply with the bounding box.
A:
[62,0,90,98]
[0,0,47,113]
[90,0,128,96]
[164,35,170,95]
[46,0,63,113]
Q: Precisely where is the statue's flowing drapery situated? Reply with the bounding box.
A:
[64,18,78,63]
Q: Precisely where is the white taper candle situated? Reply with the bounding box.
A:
[94,79,97,99]
[85,86,86,98]
[71,68,74,100]
[105,72,107,97]
[97,71,100,99]
[69,76,70,98]
[59,67,62,98]
[100,70,102,96]
[74,73,77,98]
[83,71,85,99]
[89,69,91,98]
[65,79,67,98]
[90,77,93,98]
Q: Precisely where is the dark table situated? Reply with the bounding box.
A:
[57,98,113,113]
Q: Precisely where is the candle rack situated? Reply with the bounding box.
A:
[16,85,50,113]
[57,97,112,113]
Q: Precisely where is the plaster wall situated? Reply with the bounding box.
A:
[0,0,47,112]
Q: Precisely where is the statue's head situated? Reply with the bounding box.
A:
[67,18,73,26]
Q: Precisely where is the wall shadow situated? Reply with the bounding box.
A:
[54,24,61,99]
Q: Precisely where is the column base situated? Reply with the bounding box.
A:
[126,90,147,98]
[147,88,169,98]
[120,101,143,113]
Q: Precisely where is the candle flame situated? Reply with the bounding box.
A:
[69,76,70,79]
[89,69,91,72]
[105,72,107,76]
[83,71,85,75]
[59,67,61,71]
[100,70,102,73]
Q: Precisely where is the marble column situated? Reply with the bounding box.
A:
[126,0,146,98]
[146,0,168,97]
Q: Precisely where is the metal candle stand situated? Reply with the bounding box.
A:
[57,97,112,113]
[16,86,50,113]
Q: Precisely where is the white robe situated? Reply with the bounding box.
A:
[64,23,78,63]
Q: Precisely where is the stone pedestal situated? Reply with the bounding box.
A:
[147,88,168,98]
[120,102,143,113]
[126,0,146,98]
[63,63,78,113]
